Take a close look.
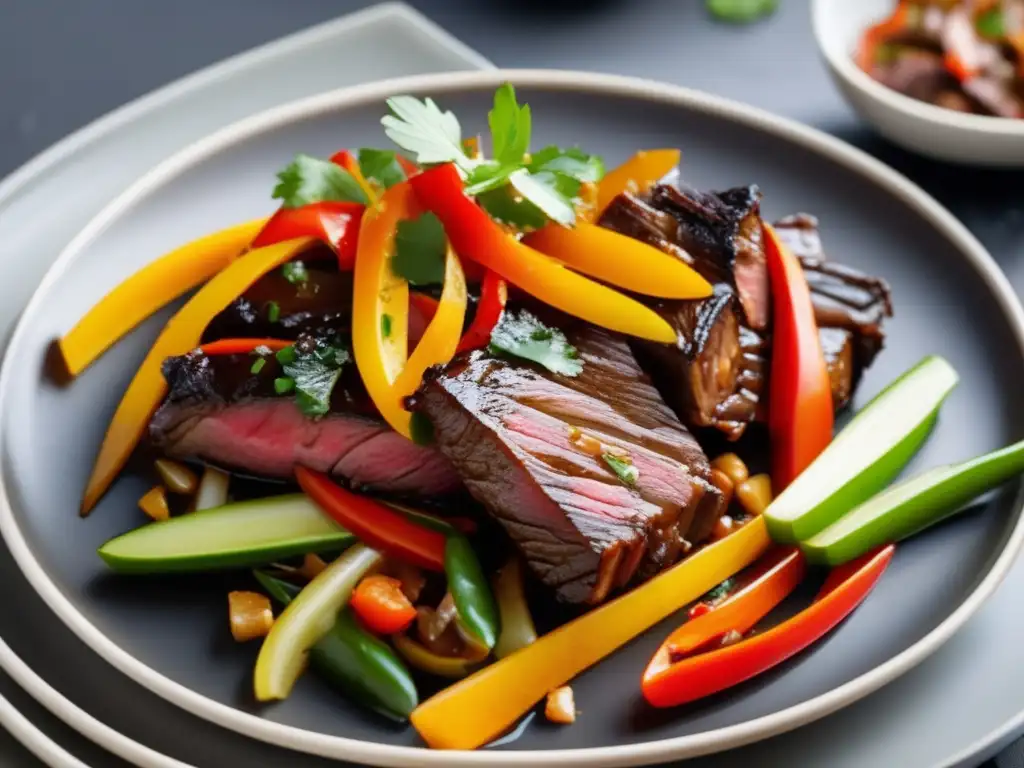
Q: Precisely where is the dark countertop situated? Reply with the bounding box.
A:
[0,0,1017,766]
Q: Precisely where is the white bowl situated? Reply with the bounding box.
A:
[812,0,1024,165]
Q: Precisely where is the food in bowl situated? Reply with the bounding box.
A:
[56,82,1024,749]
[858,1,1024,117]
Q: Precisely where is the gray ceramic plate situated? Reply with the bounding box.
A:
[1,70,1023,768]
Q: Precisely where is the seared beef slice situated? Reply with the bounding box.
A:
[410,325,724,604]
[150,350,460,496]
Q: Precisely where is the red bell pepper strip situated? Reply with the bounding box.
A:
[664,547,805,659]
[764,223,834,491]
[198,338,291,356]
[329,150,378,204]
[350,575,418,635]
[250,202,364,269]
[409,164,676,344]
[295,466,446,571]
[642,544,894,708]
[456,270,507,353]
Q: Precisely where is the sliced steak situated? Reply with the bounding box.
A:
[647,183,770,330]
[631,285,765,441]
[819,328,856,411]
[774,214,893,376]
[409,321,724,604]
[149,347,460,497]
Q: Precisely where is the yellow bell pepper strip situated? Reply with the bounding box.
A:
[595,149,680,217]
[409,516,771,750]
[80,238,312,516]
[351,182,414,437]
[59,218,267,378]
[662,546,805,659]
[642,544,894,708]
[391,244,467,406]
[408,164,677,344]
[392,634,479,680]
[763,223,834,491]
[253,543,383,701]
[524,221,712,300]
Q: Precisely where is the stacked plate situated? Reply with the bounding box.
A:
[2,4,1024,767]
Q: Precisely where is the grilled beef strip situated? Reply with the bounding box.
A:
[149,341,461,497]
[647,183,770,330]
[409,320,725,604]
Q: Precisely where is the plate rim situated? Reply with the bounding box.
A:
[2,68,1023,767]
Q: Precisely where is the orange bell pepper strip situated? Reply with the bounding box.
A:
[456,270,506,353]
[80,237,312,515]
[250,201,363,269]
[350,575,418,635]
[410,516,771,750]
[595,149,680,217]
[59,218,267,378]
[351,182,414,437]
[392,245,467,405]
[662,547,805,659]
[764,223,834,491]
[524,221,712,300]
[642,544,894,708]
[408,164,676,344]
[197,338,292,356]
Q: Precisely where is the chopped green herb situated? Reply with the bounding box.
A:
[702,577,736,604]
[477,187,548,231]
[489,82,532,167]
[274,376,295,395]
[382,84,604,231]
[250,357,267,375]
[976,8,1004,38]
[382,95,476,172]
[266,301,281,323]
[272,153,368,208]
[488,310,583,376]
[528,146,605,183]
[392,213,447,285]
[410,411,435,446]
[281,261,308,286]
[381,313,393,338]
[275,345,298,365]
[706,0,777,24]
[508,168,578,228]
[357,148,407,189]
[279,339,351,418]
[603,453,639,486]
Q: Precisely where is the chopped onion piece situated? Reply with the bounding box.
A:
[228,591,274,642]
[194,467,230,511]
[154,459,197,495]
[545,686,576,724]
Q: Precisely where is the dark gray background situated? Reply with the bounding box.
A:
[0,0,1019,766]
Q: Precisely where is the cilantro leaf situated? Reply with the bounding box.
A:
[508,169,579,228]
[381,313,393,339]
[529,146,605,183]
[464,162,517,196]
[976,8,1005,38]
[706,0,777,24]
[272,154,368,208]
[281,261,308,286]
[602,453,639,486]
[266,301,281,323]
[358,148,407,189]
[392,213,447,285]
[477,187,548,231]
[702,577,736,603]
[488,310,583,376]
[382,95,475,172]
[489,83,531,167]
[410,412,435,446]
[280,339,351,418]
